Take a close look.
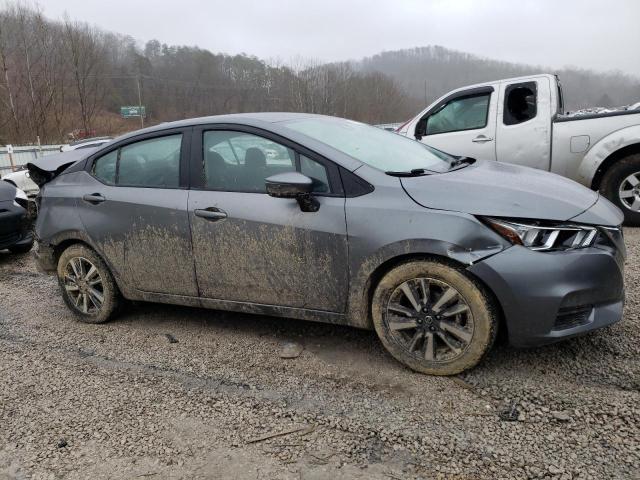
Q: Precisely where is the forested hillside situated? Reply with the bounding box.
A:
[1,4,638,144]
[355,46,640,113]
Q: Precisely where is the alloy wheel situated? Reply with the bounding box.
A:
[619,172,640,211]
[63,256,104,314]
[384,277,474,362]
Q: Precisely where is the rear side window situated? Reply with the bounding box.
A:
[426,93,490,135]
[504,82,537,125]
[91,134,182,188]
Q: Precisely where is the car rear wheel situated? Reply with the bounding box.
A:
[57,244,120,324]
[600,153,640,226]
[371,260,498,376]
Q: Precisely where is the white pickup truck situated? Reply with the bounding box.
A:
[396,74,640,225]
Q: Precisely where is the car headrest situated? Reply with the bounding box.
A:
[244,147,266,169]
[207,150,227,169]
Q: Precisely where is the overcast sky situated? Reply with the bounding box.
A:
[40,0,640,77]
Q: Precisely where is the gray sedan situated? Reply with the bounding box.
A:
[30,113,626,375]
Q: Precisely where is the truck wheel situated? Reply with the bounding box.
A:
[57,244,121,324]
[599,153,640,226]
[371,260,498,376]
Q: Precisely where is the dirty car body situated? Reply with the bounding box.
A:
[31,113,626,373]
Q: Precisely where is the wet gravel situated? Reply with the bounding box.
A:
[0,230,639,479]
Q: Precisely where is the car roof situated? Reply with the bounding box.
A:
[69,136,113,146]
[115,112,320,138]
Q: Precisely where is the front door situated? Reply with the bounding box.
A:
[188,127,348,312]
[78,130,198,296]
[416,87,498,161]
[495,78,552,170]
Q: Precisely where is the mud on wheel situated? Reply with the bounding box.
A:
[57,244,120,324]
[372,260,498,376]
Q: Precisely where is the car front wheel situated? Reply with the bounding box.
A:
[372,260,498,376]
[57,244,120,324]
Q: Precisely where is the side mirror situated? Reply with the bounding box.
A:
[265,172,319,212]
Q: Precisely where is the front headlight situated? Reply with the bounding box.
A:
[482,217,599,251]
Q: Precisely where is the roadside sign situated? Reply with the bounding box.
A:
[120,106,146,118]
[6,144,13,154]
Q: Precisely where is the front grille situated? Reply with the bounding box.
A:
[554,305,592,331]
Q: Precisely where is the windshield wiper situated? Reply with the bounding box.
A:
[448,156,475,170]
[385,168,433,177]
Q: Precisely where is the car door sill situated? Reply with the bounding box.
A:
[200,297,345,324]
[129,289,346,324]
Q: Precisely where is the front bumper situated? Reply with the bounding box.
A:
[0,200,33,250]
[468,243,625,347]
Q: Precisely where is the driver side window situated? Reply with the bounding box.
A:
[202,130,331,194]
[425,93,491,135]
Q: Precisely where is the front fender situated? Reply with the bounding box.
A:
[577,125,640,186]
[345,237,505,329]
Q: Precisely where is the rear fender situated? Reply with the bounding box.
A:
[41,229,132,298]
[577,125,640,187]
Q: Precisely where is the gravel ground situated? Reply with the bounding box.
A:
[0,230,639,480]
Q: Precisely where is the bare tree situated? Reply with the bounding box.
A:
[0,4,637,143]
[0,9,20,141]
[62,16,106,134]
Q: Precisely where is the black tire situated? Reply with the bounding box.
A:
[372,260,498,376]
[8,240,34,254]
[599,153,640,226]
[57,244,120,324]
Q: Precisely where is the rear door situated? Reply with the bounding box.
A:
[495,77,552,170]
[414,86,498,161]
[78,128,198,296]
[187,125,349,312]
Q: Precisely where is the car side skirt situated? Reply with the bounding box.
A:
[129,289,346,325]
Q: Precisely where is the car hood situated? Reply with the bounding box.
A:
[0,177,18,201]
[26,148,97,187]
[401,160,601,222]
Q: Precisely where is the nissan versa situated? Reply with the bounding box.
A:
[29,113,626,375]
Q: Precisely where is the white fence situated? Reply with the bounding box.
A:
[0,145,64,175]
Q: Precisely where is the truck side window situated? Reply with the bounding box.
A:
[424,94,490,135]
[504,82,537,125]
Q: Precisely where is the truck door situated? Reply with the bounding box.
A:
[495,78,552,170]
[414,86,498,161]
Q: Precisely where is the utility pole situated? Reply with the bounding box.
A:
[136,75,144,129]
[424,79,428,105]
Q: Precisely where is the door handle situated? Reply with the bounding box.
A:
[82,193,105,204]
[195,208,228,221]
[472,135,493,143]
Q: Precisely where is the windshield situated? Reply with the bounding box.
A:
[282,117,456,173]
